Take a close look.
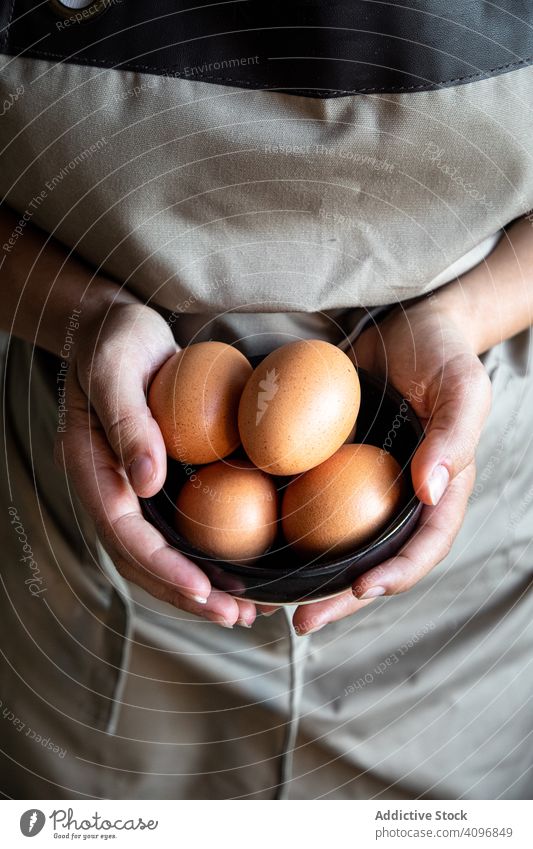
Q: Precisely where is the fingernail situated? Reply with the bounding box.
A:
[178,584,209,605]
[212,617,233,629]
[357,586,386,600]
[129,454,154,490]
[237,618,253,628]
[428,464,450,505]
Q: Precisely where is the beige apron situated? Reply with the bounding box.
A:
[1,54,533,799]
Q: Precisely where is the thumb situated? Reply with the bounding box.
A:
[81,351,169,498]
[411,354,492,506]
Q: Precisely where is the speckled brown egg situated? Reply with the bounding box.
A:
[176,460,279,563]
[281,444,404,558]
[148,342,252,464]
[238,340,360,475]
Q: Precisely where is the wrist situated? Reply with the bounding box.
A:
[52,275,140,361]
[78,276,140,329]
[423,279,483,355]
[0,205,141,357]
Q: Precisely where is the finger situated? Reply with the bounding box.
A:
[292,591,377,636]
[78,313,176,499]
[233,598,257,628]
[115,558,252,628]
[256,604,282,617]
[88,361,169,499]
[194,594,256,628]
[351,323,380,372]
[412,355,491,505]
[353,461,476,599]
[57,374,212,606]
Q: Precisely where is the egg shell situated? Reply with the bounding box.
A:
[238,340,360,475]
[281,444,404,558]
[148,341,252,464]
[175,459,279,563]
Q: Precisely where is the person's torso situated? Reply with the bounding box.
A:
[1,1,532,348]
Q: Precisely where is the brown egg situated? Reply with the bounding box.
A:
[238,340,360,475]
[148,342,252,464]
[281,444,404,558]
[176,460,279,563]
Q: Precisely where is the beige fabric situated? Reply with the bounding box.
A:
[1,58,533,799]
[1,58,533,319]
[1,331,533,799]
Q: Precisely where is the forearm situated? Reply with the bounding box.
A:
[433,216,533,355]
[0,205,137,357]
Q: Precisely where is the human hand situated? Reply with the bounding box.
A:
[55,300,256,628]
[290,293,492,635]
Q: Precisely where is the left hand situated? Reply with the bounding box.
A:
[56,301,257,629]
[286,294,492,635]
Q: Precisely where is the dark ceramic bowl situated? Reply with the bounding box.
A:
[140,367,424,604]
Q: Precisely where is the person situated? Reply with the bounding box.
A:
[1,0,532,799]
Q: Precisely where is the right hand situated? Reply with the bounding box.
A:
[55,300,256,628]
